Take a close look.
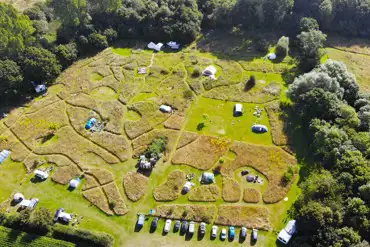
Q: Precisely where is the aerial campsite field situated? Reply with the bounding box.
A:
[0,35,301,247]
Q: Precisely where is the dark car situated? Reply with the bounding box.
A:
[151,217,159,231]
[199,222,206,236]
[180,221,188,234]
[174,220,181,232]
[252,124,268,133]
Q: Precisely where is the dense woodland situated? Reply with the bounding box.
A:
[0,0,370,246]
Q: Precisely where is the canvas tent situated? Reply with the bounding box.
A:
[138,68,147,74]
[69,178,81,189]
[200,172,215,184]
[54,208,72,222]
[167,41,180,50]
[159,105,172,113]
[182,181,195,194]
[267,53,277,60]
[85,118,97,130]
[203,66,217,77]
[0,150,11,164]
[34,169,49,180]
[147,42,164,52]
[13,193,24,203]
[20,198,39,209]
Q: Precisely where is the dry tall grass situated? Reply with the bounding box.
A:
[153,170,186,201]
[222,177,241,202]
[265,101,288,146]
[221,141,297,203]
[243,188,261,203]
[123,172,148,202]
[172,135,230,170]
[188,185,221,202]
[103,182,128,215]
[156,204,217,223]
[215,205,270,230]
[83,187,113,215]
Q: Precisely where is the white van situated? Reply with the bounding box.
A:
[277,220,297,244]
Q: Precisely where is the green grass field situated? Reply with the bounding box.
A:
[185,97,273,145]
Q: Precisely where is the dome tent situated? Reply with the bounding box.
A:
[69,178,81,189]
[13,193,24,203]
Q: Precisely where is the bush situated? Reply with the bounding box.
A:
[255,38,270,53]
[192,67,201,77]
[103,28,118,43]
[52,225,114,247]
[282,166,294,185]
[245,75,256,91]
[183,89,193,99]
[88,33,108,50]
[300,17,319,32]
[30,207,52,233]
[197,122,206,131]
[275,36,289,58]
[55,42,78,68]
[146,137,167,157]
[24,6,46,20]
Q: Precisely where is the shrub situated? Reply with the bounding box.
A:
[183,89,193,99]
[30,207,53,233]
[52,225,114,247]
[282,166,294,185]
[275,36,289,58]
[103,28,118,43]
[146,137,167,157]
[192,67,201,77]
[88,33,108,50]
[55,42,78,68]
[197,122,205,131]
[255,37,269,53]
[245,75,256,91]
[300,17,319,32]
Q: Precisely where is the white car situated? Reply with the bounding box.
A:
[277,220,297,244]
[252,228,258,241]
[220,228,227,240]
[211,225,218,238]
[164,219,172,233]
[188,221,195,234]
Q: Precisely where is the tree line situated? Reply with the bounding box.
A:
[288,60,370,246]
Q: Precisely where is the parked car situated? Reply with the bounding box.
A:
[174,220,181,232]
[150,217,159,231]
[181,221,188,234]
[164,219,172,233]
[137,214,145,228]
[229,226,235,240]
[220,228,227,240]
[277,220,297,244]
[252,228,258,241]
[252,124,268,133]
[199,222,206,236]
[188,221,195,234]
[240,227,247,239]
[211,225,218,238]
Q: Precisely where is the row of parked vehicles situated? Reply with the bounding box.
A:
[141,215,258,242]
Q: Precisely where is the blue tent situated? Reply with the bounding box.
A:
[85,118,97,130]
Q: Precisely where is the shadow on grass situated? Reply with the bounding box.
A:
[185,232,193,241]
